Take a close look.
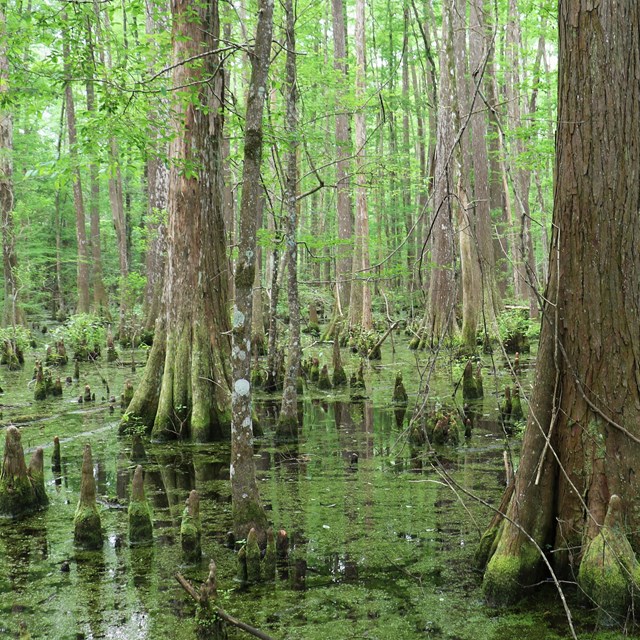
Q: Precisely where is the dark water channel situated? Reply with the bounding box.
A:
[0,342,617,639]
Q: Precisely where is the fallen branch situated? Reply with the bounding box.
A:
[367,320,399,359]
[175,572,276,640]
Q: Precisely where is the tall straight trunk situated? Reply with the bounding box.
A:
[93,5,130,329]
[230,0,274,539]
[469,0,498,328]
[143,0,168,333]
[401,7,415,292]
[410,0,438,297]
[0,9,23,326]
[424,0,456,345]
[410,58,427,301]
[278,0,301,432]
[348,0,372,332]
[62,12,91,314]
[83,17,109,315]
[121,0,231,442]
[453,0,481,352]
[482,3,640,619]
[331,0,352,312]
[108,139,129,333]
[505,0,537,313]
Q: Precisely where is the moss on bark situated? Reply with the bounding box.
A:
[578,495,640,620]
[0,426,42,517]
[483,540,540,606]
[74,444,103,550]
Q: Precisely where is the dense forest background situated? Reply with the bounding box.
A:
[0,0,556,342]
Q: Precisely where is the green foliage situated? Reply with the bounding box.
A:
[60,313,106,360]
[495,309,540,351]
[0,325,33,355]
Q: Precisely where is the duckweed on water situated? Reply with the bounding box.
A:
[0,340,630,639]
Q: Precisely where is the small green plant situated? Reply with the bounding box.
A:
[63,313,106,361]
[0,325,33,369]
[496,309,538,353]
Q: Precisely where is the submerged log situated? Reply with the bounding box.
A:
[177,560,275,640]
[74,443,103,549]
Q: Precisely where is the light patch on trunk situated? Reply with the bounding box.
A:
[232,345,246,361]
[234,378,250,396]
[229,463,235,479]
[232,306,245,328]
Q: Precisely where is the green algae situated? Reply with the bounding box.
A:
[0,339,623,640]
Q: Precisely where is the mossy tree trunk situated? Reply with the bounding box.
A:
[481,2,640,612]
[122,0,231,442]
[278,0,302,433]
[231,0,274,540]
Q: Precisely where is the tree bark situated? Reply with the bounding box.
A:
[331,0,353,313]
[122,0,231,442]
[504,0,537,315]
[84,70,109,315]
[482,2,640,615]
[278,0,302,432]
[0,9,23,327]
[452,0,481,353]
[469,0,498,332]
[348,0,373,332]
[424,0,457,345]
[231,0,274,539]
[143,0,168,333]
[62,12,91,314]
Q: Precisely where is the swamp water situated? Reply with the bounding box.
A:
[0,343,625,639]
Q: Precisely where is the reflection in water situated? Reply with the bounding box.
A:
[0,388,528,639]
[75,550,106,639]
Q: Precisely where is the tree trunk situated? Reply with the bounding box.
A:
[143,0,168,333]
[278,0,302,433]
[469,0,498,332]
[348,0,372,332]
[85,72,109,315]
[482,2,640,618]
[62,12,91,314]
[83,16,109,316]
[424,0,457,345]
[0,9,23,327]
[452,0,481,353]
[231,0,274,540]
[107,138,129,334]
[331,0,353,313]
[122,0,231,442]
[504,0,537,314]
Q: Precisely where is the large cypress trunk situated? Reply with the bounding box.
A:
[481,2,640,618]
[122,0,231,441]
